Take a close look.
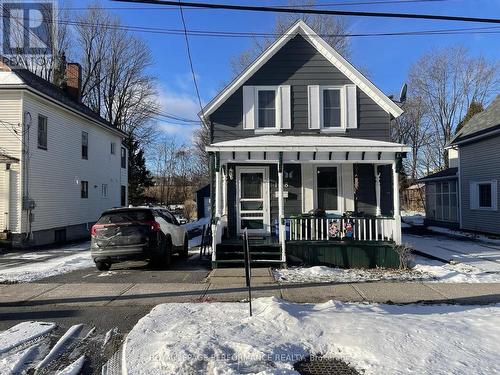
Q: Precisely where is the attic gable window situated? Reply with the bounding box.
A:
[322,88,342,128]
[257,89,277,128]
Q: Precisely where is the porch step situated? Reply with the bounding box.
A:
[214,259,285,268]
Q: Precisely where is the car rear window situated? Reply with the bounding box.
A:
[97,210,154,224]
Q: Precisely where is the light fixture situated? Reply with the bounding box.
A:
[228,167,234,181]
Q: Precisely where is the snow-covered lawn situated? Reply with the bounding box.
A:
[0,242,92,283]
[274,255,500,284]
[123,297,500,375]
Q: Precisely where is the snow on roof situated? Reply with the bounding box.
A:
[207,135,410,152]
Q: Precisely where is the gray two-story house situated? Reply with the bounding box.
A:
[201,21,409,268]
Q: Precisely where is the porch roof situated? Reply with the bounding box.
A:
[0,153,19,164]
[206,135,410,153]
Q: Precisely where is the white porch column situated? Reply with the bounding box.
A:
[278,152,286,262]
[214,154,222,219]
[222,165,228,216]
[374,165,381,217]
[392,161,402,244]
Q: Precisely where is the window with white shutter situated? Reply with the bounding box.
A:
[242,85,290,132]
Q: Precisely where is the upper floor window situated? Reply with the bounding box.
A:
[37,115,47,150]
[121,147,126,169]
[111,142,116,155]
[257,89,277,128]
[322,88,342,128]
[82,131,88,160]
[81,180,88,199]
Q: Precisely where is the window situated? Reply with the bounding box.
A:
[316,167,338,211]
[322,88,342,128]
[257,89,277,128]
[81,131,88,160]
[471,181,497,210]
[427,180,459,222]
[121,185,126,206]
[37,115,47,149]
[121,147,126,169]
[111,142,116,155]
[102,184,108,198]
[81,180,88,199]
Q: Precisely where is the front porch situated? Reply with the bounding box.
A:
[207,136,408,268]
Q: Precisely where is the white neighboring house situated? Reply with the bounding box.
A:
[0,61,128,247]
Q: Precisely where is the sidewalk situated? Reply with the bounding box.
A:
[1,268,499,307]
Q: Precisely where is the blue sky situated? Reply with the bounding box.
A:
[69,0,500,143]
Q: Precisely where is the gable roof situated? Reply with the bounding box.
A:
[0,62,126,137]
[450,95,500,145]
[200,20,403,120]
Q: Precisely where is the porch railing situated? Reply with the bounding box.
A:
[285,216,397,242]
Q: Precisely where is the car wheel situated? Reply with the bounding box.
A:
[95,261,111,271]
[180,235,189,258]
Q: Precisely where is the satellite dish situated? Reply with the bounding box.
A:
[399,83,407,104]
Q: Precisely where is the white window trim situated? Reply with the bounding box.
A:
[254,86,281,131]
[320,86,346,133]
[313,164,344,214]
[471,180,497,211]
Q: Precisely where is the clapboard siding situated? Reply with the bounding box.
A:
[459,135,500,235]
[22,91,127,233]
[211,34,391,143]
[0,91,23,232]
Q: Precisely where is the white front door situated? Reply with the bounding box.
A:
[237,167,270,236]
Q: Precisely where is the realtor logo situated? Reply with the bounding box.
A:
[1,0,57,56]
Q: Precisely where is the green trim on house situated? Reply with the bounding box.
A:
[286,240,399,269]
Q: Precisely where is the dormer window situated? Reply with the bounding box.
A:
[257,89,277,128]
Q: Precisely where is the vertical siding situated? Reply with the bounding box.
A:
[0,91,23,232]
[210,35,391,143]
[459,135,500,235]
[22,92,126,233]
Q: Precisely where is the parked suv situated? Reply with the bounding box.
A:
[90,207,188,271]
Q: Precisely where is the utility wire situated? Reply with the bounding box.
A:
[112,0,500,24]
[177,0,206,119]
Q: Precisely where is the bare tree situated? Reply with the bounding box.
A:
[392,97,433,180]
[230,0,351,76]
[74,3,159,142]
[408,46,499,168]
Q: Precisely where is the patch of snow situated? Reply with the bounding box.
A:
[0,344,39,374]
[401,210,425,226]
[0,322,55,354]
[275,254,500,284]
[123,298,500,375]
[182,217,210,232]
[102,328,118,348]
[56,355,85,375]
[427,226,500,245]
[97,271,118,278]
[36,324,84,371]
[0,251,93,283]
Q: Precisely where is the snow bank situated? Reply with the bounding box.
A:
[275,256,500,284]
[0,321,55,354]
[0,251,93,283]
[124,298,500,375]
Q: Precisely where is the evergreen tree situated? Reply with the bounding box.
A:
[455,101,484,134]
[124,136,153,205]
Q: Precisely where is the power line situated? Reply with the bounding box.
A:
[112,0,500,24]
[177,0,205,120]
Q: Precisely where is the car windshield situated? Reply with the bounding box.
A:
[97,210,154,224]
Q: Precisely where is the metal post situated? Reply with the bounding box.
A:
[277,152,285,263]
[243,229,252,317]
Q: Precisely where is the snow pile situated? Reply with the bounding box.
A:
[0,322,55,354]
[274,264,432,283]
[0,251,93,283]
[274,255,500,284]
[123,298,500,375]
[401,210,425,226]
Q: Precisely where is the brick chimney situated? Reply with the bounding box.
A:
[66,63,82,102]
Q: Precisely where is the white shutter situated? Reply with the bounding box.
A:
[345,84,358,129]
[280,85,291,130]
[243,86,255,130]
[308,85,320,129]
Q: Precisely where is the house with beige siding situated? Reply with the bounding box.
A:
[0,61,128,247]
